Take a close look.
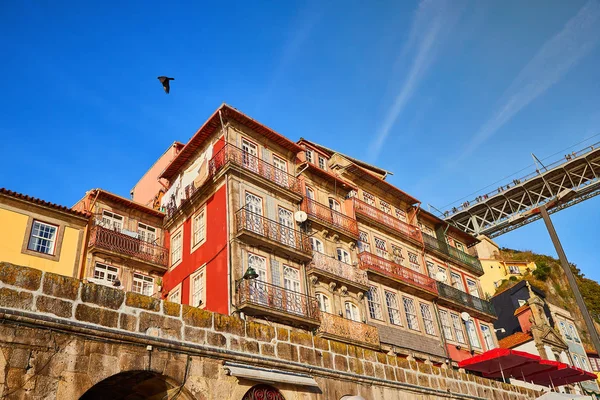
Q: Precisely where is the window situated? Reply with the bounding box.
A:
[272,155,287,174]
[466,279,480,298]
[316,293,330,313]
[362,191,375,206]
[171,231,182,265]
[518,299,527,307]
[168,288,181,303]
[403,297,419,331]
[385,291,402,326]
[318,156,327,170]
[466,319,481,349]
[451,272,465,291]
[455,241,466,252]
[451,313,466,344]
[380,200,391,214]
[508,265,520,274]
[248,253,268,282]
[420,303,436,335]
[191,267,205,307]
[407,252,420,271]
[305,186,315,199]
[580,356,590,372]
[305,150,314,164]
[437,266,448,282]
[132,273,154,296]
[310,237,324,253]
[242,139,259,171]
[569,324,580,343]
[426,262,436,279]
[337,248,351,264]
[395,208,407,222]
[481,324,495,350]
[137,223,157,244]
[573,355,581,369]
[367,286,383,320]
[374,237,387,258]
[192,209,206,246]
[278,207,294,246]
[101,210,123,231]
[28,220,58,255]
[345,302,360,322]
[328,198,341,212]
[559,321,572,340]
[358,231,371,253]
[93,263,119,286]
[439,310,454,340]
[391,245,404,265]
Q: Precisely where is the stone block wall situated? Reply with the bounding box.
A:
[0,262,540,399]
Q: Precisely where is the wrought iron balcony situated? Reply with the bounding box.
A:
[234,208,312,258]
[317,312,379,348]
[301,198,358,237]
[236,279,320,327]
[436,281,496,320]
[308,252,369,290]
[88,226,168,268]
[421,233,484,275]
[353,199,423,244]
[358,251,438,296]
[209,143,302,195]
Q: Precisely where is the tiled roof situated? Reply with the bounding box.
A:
[91,189,165,218]
[498,332,532,349]
[0,188,90,219]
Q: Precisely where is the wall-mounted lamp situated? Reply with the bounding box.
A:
[242,266,259,281]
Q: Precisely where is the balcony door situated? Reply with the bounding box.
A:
[244,193,263,234]
[283,266,303,315]
[305,187,317,215]
[329,198,342,226]
[278,207,295,248]
[242,139,259,172]
[272,155,288,187]
[374,237,387,259]
[248,254,268,305]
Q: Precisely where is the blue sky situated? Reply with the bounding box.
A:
[1,1,599,279]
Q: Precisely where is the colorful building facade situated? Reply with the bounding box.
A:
[0,188,89,277]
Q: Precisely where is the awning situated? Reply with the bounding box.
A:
[223,362,319,388]
[459,349,598,387]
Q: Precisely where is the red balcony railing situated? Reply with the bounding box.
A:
[88,226,168,267]
[301,198,358,237]
[237,279,320,323]
[353,199,423,244]
[235,208,312,256]
[358,251,437,294]
[318,312,379,347]
[209,144,302,195]
[309,252,368,287]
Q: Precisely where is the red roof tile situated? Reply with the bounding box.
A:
[0,188,90,219]
[498,332,532,349]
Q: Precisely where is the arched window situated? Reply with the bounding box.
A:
[337,248,351,264]
[310,237,324,253]
[316,293,331,313]
[345,301,361,322]
[243,384,285,400]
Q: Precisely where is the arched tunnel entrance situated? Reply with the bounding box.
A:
[79,370,193,400]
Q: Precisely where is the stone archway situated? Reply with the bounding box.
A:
[79,370,193,400]
[242,384,286,400]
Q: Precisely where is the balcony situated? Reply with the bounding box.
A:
[358,251,438,299]
[421,233,484,275]
[236,279,320,328]
[353,199,423,245]
[88,226,168,268]
[307,252,369,292]
[209,144,302,199]
[301,198,358,238]
[234,208,312,260]
[317,312,380,349]
[436,281,496,322]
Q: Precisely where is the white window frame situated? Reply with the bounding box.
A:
[380,200,392,215]
[101,210,124,231]
[439,310,454,341]
[508,265,520,274]
[318,155,327,170]
[466,278,480,298]
[451,272,465,291]
[403,297,419,331]
[385,291,403,326]
[358,231,371,253]
[374,237,387,259]
[168,285,181,303]
[367,286,383,320]
[310,237,324,253]
[568,324,580,343]
[137,222,157,244]
[420,303,436,335]
[190,266,206,308]
[407,251,420,271]
[451,313,466,344]
[466,319,481,349]
[28,220,58,255]
[362,191,376,206]
[171,229,183,267]
[481,324,496,350]
[92,263,119,286]
[345,302,361,322]
[337,248,351,264]
[132,273,154,296]
[192,207,207,249]
[316,293,331,313]
[305,149,314,164]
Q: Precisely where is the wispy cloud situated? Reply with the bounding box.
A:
[458,0,600,160]
[368,0,464,160]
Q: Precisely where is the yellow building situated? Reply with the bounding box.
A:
[0,188,89,278]
[474,236,537,298]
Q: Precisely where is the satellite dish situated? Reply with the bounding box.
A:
[460,312,471,322]
[294,211,308,223]
[435,271,447,282]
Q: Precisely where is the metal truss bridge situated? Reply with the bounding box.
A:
[440,142,600,238]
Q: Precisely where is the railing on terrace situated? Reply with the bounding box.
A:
[235,208,312,256]
[88,226,168,267]
[309,252,368,287]
[437,282,495,317]
[357,252,438,294]
[236,279,320,322]
[421,233,483,274]
[353,199,423,243]
[301,198,358,236]
[317,312,379,347]
[209,143,302,195]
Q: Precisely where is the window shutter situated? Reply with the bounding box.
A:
[271,259,281,286]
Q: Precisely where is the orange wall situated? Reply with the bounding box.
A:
[132,143,182,208]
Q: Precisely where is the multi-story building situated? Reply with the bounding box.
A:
[474,236,537,298]
[0,188,89,277]
[73,189,168,296]
[137,103,497,364]
[587,349,600,384]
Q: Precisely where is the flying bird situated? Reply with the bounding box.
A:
[157,76,174,94]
